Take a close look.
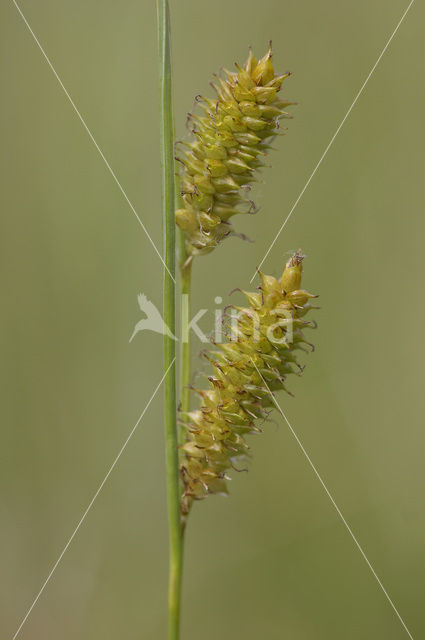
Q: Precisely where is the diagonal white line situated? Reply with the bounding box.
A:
[11,358,175,640]
[252,361,414,639]
[250,0,415,283]
[12,0,175,284]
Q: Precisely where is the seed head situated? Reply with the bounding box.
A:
[180,251,318,516]
[176,44,294,256]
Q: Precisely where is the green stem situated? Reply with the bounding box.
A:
[179,241,192,528]
[156,1,183,638]
[178,229,192,446]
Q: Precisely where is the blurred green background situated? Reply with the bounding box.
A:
[1,0,424,638]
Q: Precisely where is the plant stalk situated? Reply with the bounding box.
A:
[156,1,183,638]
[178,229,192,445]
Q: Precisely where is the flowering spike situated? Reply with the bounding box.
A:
[176,46,294,255]
[180,251,318,515]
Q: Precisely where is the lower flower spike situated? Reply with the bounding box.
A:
[179,250,318,516]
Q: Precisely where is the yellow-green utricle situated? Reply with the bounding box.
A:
[176,46,294,255]
[180,252,318,514]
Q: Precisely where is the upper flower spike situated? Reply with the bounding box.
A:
[176,44,294,256]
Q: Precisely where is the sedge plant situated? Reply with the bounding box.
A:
[156,2,317,637]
